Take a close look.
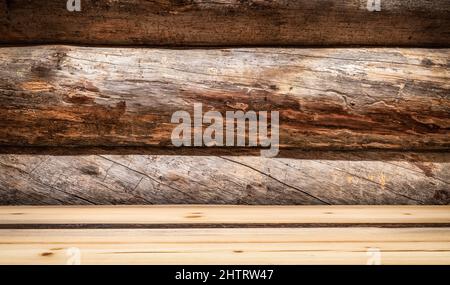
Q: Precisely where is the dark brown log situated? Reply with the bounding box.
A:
[0,0,449,46]
[0,152,448,205]
[0,46,449,151]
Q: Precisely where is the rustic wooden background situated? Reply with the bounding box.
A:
[0,1,449,206]
[0,0,449,266]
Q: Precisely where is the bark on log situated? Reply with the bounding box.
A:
[0,46,449,150]
[0,0,449,46]
[0,152,448,205]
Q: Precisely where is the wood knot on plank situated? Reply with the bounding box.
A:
[184,214,203,219]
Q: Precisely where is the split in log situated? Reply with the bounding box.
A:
[0,46,449,151]
[0,0,449,46]
[0,152,448,205]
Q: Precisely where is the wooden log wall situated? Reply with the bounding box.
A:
[0,0,449,266]
[0,46,449,151]
[0,0,449,46]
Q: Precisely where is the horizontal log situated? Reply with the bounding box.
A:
[0,152,448,205]
[0,1,449,46]
[0,46,449,151]
[1,205,449,227]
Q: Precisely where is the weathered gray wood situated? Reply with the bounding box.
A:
[0,152,448,205]
[0,46,449,150]
[0,0,449,46]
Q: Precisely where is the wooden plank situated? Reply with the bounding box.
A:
[0,206,449,226]
[1,206,448,264]
[0,228,449,264]
[0,152,449,205]
[0,46,449,151]
[0,0,449,46]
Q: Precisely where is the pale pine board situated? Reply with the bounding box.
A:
[0,205,449,225]
[0,228,449,265]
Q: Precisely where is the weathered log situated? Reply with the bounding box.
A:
[0,46,449,151]
[0,152,448,205]
[0,0,449,46]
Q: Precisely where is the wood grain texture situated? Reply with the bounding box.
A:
[0,46,449,150]
[0,0,449,46]
[1,206,448,264]
[0,152,448,205]
[1,227,449,264]
[0,205,449,226]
